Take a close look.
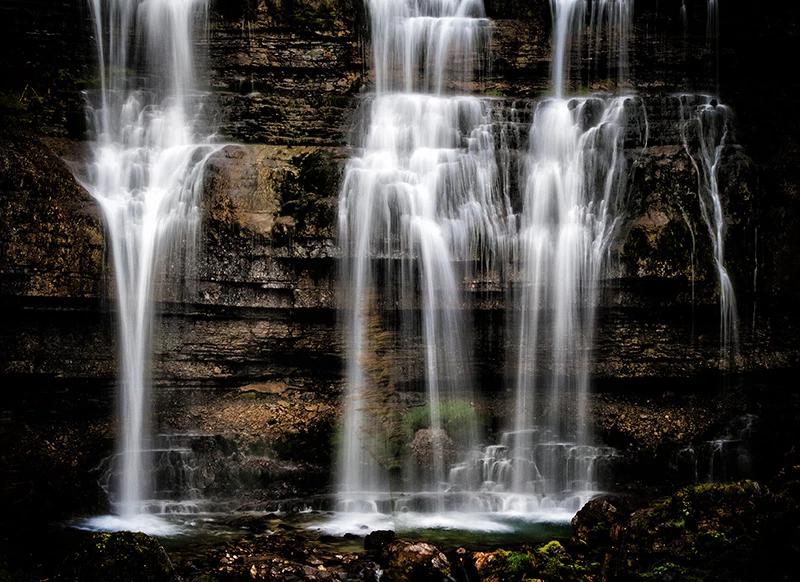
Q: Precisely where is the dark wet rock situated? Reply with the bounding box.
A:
[363,529,395,551]
[572,481,800,582]
[0,412,111,528]
[409,428,458,469]
[0,130,103,298]
[378,540,451,582]
[571,495,630,548]
[169,530,368,582]
[772,446,800,503]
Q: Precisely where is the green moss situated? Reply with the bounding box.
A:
[534,540,586,581]
[640,561,694,581]
[402,401,489,444]
[502,551,533,580]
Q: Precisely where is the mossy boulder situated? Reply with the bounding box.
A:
[470,549,537,582]
[377,539,451,582]
[610,481,800,581]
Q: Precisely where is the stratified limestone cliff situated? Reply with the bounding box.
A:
[1,0,799,518]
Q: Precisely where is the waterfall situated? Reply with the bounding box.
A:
[510,95,630,502]
[588,0,633,89]
[332,0,635,529]
[505,0,634,506]
[336,0,507,513]
[679,95,739,361]
[79,0,219,526]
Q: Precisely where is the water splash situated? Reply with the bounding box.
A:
[79,0,220,522]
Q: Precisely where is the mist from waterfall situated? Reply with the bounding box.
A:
[79,0,219,527]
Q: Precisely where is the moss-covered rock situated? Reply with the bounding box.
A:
[471,549,538,582]
[376,539,451,582]
[604,481,800,581]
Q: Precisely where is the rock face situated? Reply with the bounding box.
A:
[1,0,800,518]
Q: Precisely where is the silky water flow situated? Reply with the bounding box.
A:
[330,0,639,534]
[77,0,220,533]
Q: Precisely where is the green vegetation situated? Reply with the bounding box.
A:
[534,540,586,581]
[402,400,489,444]
[501,550,534,581]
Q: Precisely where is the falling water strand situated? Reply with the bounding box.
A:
[80,0,219,521]
[550,0,585,98]
[509,96,629,507]
[588,0,634,89]
[336,0,508,516]
[679,95,739,364]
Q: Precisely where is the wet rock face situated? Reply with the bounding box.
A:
[208,0,365,146]
[0,0,798,518]
[0,0,781,392]
[62,531,182,582]
[0,131,103,298]
[378,540,451,582]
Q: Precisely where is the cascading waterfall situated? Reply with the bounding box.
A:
[679,95,739,361]
[79,0,219,527]
[336,0,507,517]
[333,0,635,529]
[504,0,634,509]
[509,96,629,507]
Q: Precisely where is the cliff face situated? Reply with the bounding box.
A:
[1,0,799,518]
